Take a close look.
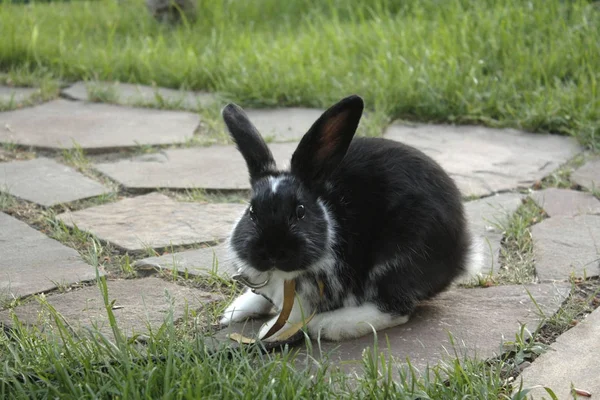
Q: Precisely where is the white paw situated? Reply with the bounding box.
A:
[220,290,274,326]
[307,305,410,341]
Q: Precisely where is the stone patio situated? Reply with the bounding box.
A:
[0,277,222,338]
[1,83,599,398]
[0,85,40,106]
[93,144,297,191]
[1,157,110,206]
[56,193,245,251]
[0,99,200,151]
[383,123,580,197]
[61,81,217,111]
[0,213,100,302]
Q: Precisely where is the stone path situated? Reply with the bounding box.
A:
[518,306,600,399]
[0,99,199,151]
[56,193,245,251]
[0,212,101,302]
[1,157,110,206]
[61,81,217,111]
[1,81,599,397]
[94,144,297,191]
[0,277,221,338]
[0,85,41,107]
[384,123,580,197]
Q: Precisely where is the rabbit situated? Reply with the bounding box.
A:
[219,95,482,342]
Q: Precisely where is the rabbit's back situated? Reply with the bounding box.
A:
[321,137,471,313]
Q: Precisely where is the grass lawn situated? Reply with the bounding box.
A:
[0,0,599,147]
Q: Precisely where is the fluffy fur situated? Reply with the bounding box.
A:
[219,96,482,341]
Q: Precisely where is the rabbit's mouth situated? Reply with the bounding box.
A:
[232,272,271,289]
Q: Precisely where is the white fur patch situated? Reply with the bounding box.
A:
[268,176,287,194]
[307,303,409,341]
[458,233,485,281]
[220,289,274,326]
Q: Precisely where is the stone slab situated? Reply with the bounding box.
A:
[56,193,245,251]
[0,277,221,337]
[61,81,217,110]
[0,212,100,301]
[0,158,110,206]
[134,244,235,278]
[93,143,297,190]
[532,215,600,281]
[571,157,600,191]
[530,188,600,217]
[518,306,600,399]
[384,123,581,197]
[0,85,39,106]
[464,193,524,275]
[242,108,324,142]
[215,283,570,374]
[0,99,199,150]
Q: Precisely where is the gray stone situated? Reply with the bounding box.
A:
[571,157,600,191]
[61,81,216,111]
[532,215,600,281]
[134,244,235,278]
[0,85,39,106]
[0,212,99,301]
[530,188,600,217]
[243,108,324,142]
[216,283,570,374]
[93,143,297,190]
[56,193,245,251]
[0,99,199,151]
[0,158,110,206]
[518,306,600,399]
[464,193,524,275]
[0,277,220,337]
[383,123,581,197]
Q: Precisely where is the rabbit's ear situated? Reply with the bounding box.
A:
[291,95,364,184]
[223,103,276,182]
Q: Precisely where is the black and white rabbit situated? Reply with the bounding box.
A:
[220,95,482,341]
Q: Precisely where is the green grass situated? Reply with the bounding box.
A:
[0,274,568,400]
[1,0,599,146]
[496,198,545,284]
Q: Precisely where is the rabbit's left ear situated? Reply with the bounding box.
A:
[222,103,276,183]
[291,95,364,184]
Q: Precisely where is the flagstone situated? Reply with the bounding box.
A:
[61,81,217,110]
[215,283,570,375]
[571,157,600,191]
[531,214,600,281]
[0,99,199,151]
[0,85,40,106]
[0,212,99,302]
[0,158,110,206]
[383,123,581,197]
[0,277,221,338]
[242,108,324,142]
[93,143,297,191]
[530,188,600,217]
[134,244,235,278]
[56,193,245,251]
[518,306,600,399]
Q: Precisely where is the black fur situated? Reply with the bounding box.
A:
[225,95,471,319]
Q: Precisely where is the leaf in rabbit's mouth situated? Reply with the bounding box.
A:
[228,280,324,346]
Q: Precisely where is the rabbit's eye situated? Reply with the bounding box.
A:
[248,206,256,221]
[296,204,306,220]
